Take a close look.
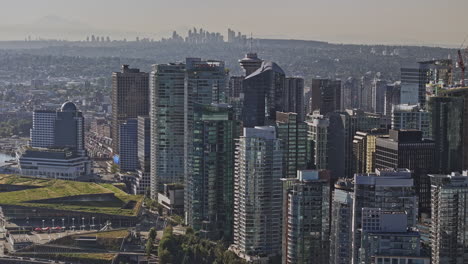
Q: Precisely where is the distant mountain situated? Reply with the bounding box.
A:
[0,15,154,41]
[31,15,93,31]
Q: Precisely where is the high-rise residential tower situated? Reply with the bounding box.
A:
[231,126,283,262]
[111,65,149,153]
[360,72,374,112]
[428,96,464,173]
[283,170,331,264]
[342,77,360,110]
[358,209,427,264]
[330,178,354,264]
[371,79,387,114]
[275,112,307,178]
[184,58,228,190]
[185,104,239,240]
[438,87,468,170]
[284,77,305,121]
[430,171,468,264]
[149,63,186,198]
[384,82,401,117]
[135,116,151,195]
[310,78,342,116]
[352,169,418,264]
[305,113,329,170]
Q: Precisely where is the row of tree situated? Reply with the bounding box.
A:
[156,226,246,264]
[0,119,32,137]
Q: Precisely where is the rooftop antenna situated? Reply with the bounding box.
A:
[249,33,253,53]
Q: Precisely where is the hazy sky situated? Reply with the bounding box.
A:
[0,0,467,46]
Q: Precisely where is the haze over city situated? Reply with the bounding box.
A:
[1,1,468,263]
[1,0,467,46]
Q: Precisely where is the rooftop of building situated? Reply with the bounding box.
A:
[429,171,468,185]
[355,168,414,186]
[245,61,285,79]
[0,174,143,217]
[239,52,262,63]
[438,86,468,94]
[60,101,77,112]
[392,104,424,112]
[377,129,433,143]
[119,64,143,74]
[335,178,354,191]
[244,126,276,140]
[19,147,80,160]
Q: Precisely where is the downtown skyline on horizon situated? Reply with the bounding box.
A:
[0,0,467,47]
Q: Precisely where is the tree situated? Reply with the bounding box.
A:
[158,248,172,264]
[148,227,157,241]
[162,225,173,238]
[110,164,119,174]
[145,237,154,256]
[185,227,194,236]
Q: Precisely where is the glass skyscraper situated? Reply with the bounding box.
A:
[149,63,186,198]
[241,61,286,127]
[185,103,239,240]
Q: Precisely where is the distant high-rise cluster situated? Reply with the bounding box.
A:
[186,28,224,43]
[86,35,111,42]
[227,28,247,44]
[162,28,250,45]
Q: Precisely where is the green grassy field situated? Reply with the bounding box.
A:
[0,174,143,216]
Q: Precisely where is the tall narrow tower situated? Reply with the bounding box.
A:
[239,53,263,76]
[232,126,283,262]
[111,65,149,154]
[149,63,186,198]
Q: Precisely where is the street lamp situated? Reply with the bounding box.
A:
[42,219,45,229]
[72,218,75,231]
[91,217,95,230]
[62,218,65,229]
[82,217,85,231]
[52,219,55,228]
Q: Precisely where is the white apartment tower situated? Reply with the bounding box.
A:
[231,126,283,262]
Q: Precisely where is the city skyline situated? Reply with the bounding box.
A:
[0,0,467,47]
[1,2,468,262]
